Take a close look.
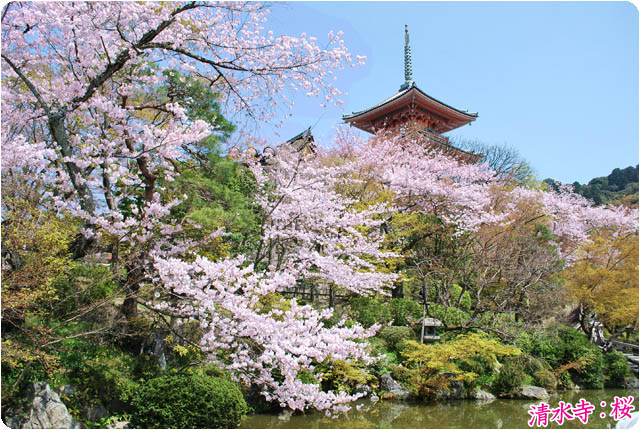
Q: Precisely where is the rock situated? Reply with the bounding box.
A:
[143,332,168,371]
[472,389,496,403]
[277,409,293,421]
[58,385,76,397]
[86,403,108,422]
[4,412,24,429]
[106,420,129,429]
[370,394,380,403]
[354,383,370,394]
[625,378,639,389]
[573,384,583,392]
[9,382,82,429]
[434,373,465,399]
[438,381,465,400]
[380,373,410,400]
[517,385,549,400]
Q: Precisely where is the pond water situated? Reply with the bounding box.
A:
[240,388,639,429]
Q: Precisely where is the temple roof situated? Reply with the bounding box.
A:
[342,82,478,134]
[343,25,477,135]
[285,126,316,154]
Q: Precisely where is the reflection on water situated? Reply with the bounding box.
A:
[240,389,639,429]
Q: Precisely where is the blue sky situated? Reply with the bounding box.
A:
[257,2,638,184]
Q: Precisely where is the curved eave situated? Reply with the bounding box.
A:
[343,83,477,133]
[343,87,412,120]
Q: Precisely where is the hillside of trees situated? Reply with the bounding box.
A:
[546,165,639,207]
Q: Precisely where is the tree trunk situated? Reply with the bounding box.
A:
[392,284,404,298]
[329,286,335,308]
[121,262,142,319]
[420,301,426,344]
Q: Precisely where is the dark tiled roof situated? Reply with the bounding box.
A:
[286,127,314,144]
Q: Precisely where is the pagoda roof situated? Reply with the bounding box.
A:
[343,82,477,134]
[285,126,316,154]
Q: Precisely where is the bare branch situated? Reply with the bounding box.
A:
[1,54,49,113]
[70,1,199,110]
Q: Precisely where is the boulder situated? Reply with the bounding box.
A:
[625,378,639,389]
[85,403,108,422]
[434,373,465,400]
[277,410,293,421]
[6,382,82,429]
[437,381,465,400]
[380,373,410,400]
[354,383,370,394]
[4,412,23,429]
[517,385,550,400]
[472,389,496,402]
[141,331,168,371]
[106,420,129,429]
[58,385,76,397]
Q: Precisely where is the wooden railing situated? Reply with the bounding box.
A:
[610,340,639,353]
[419,129,450,147]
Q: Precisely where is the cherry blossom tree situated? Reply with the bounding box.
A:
[2,2,390,413]
[247,146,397,296]
[334,130,637,336]
[342,130,637,261]
[149,144,398,413]
[1,1,363,318]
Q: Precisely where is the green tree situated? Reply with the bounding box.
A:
[158,70,260,258]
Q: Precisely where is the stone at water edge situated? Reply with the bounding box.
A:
[380,373,410,400]
[625,378,639,389]
[472,389,496,402]
[381,392,398,400]
[354,383,371,394]
[517,385,550,400]
[277,410,294,421]
[434,375,465,400]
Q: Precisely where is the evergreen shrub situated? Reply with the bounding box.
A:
[348,297,391,328]
[528,331,565,366]
[366,336,388,356]
[533,369,558,391]
[603,350,630,387]
[558,327,604,388]
[130,373,248,428]
[388,298,422,326]
[379,326,414,351]
[492,357,526,395]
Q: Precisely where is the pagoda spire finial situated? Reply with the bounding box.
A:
[401,24,414,90]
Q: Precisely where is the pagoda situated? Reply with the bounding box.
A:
[343,25,480,163]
